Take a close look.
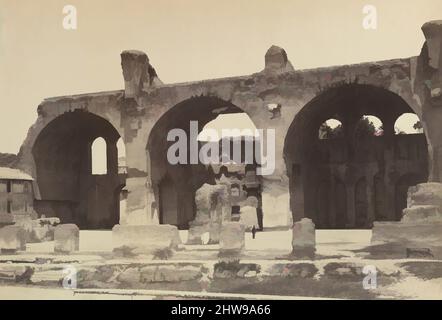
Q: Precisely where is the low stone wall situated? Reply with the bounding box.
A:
[0,258,408,299]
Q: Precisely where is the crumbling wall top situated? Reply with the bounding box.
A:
[421,20,442,70]
[121,50,162,98]
[263,45,294,74]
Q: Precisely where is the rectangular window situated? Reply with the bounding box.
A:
[0,200,6,213]
[7,181,11,193]
[23,181,30,194]
[0,180,7,193]
[12,181,25,193]
[7,200,11,213]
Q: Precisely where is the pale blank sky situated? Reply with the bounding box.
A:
[0,0,441,154]
[198,113,259,141]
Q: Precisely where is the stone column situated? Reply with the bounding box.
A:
[421,21,442,100]
[342,113,359,160]
[419,21,442,182]
[382,114,396,138]
[431,146,442,182]
[366,174,375,226]
[107,139,118,174]
[291,164,305,223]
[120,136,157,226]
[329,175,337,228]
[385,178,396,221]
[382,115,398,221]
[123,176,153,225]
[346,183,356,227]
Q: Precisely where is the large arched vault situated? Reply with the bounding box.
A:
[146,96,254,229]
[284,84,429,228]
[31,110,126,229]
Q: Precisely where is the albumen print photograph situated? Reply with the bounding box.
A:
[0,0,441,304]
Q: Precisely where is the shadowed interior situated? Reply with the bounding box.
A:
[284,84,429,229]
[32,110,126,229]
[147,96,252,229]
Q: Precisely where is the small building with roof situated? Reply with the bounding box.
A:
[0,167,36,225]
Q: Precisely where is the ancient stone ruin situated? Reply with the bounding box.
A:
[0,20,441,258]
[372,182,442,258]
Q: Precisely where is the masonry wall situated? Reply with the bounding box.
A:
[13,21,442,229]
[303,133,428,228]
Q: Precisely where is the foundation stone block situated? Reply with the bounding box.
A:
[219,222,245,256]
[0,225,27,252]
[112,224,181,256]
[292,218,316,259]
[54,224,79,254]
[187,225,208,245]
[239,206,259,231]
